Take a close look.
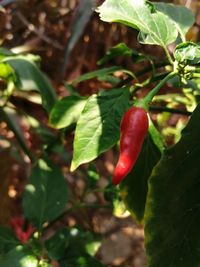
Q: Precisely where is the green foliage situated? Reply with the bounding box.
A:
[22,157,68,229]
[97,0,178,48]
[3,56,56,113]
[2,0,200,266]
[0,227,19,255]
[145,103,200,267]
[49,96,87,129]
[71,87,130,171]
[174,42,200,65]
[0,246,38,267]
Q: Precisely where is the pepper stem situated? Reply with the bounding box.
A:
[141,71,178,109]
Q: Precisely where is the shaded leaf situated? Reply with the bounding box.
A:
[174,42,200,65]
[98,43,133,65]
[96,0,178,47]
[72,66,122,85]
[0,246,38,267]
[121,134,161,222]
[49,96,86,129]
[45,229,70,260]
[0,227,19,255]
[23,157,68,229]
[3,58,56,113]
[145,104,200,267]
[71,87,130,171]
[154,2,194,41]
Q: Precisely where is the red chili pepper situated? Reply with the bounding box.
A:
[112,106,149,185]
[10,216,34,243]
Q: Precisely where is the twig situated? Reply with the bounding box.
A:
[15,11,63,50]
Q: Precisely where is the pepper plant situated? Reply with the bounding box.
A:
[1,0,200,266]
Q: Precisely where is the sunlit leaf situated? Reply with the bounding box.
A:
[71,87,130,171]
[49,96,87,129]
[96,0,178,47]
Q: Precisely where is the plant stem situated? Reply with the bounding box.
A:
[163,46,174,65]
[143,71,178,105]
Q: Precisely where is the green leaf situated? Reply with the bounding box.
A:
[45,229,70,260]
[0,246,38,267]
[120,134,161,222]
[96,0,178,47]
[0,227,19,255]
[0,48,14,60]
[22,157,68,229]
[0,63,14,79]
[174,42,200,64]
[98,42,151,65]
[153,2,194,41]
[49,96,87,129]
[145,104,200,267]
[72,66,122,85]
[3,58,56,112]
[97,43,133,65]
[71,87,130,171]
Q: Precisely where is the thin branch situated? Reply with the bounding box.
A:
[15,11,63,50]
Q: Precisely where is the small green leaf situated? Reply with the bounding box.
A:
[3,57,56,112]
[145,103,200,267]
[45,229,70,260]
[72,66,122,85]
[0,246,38,267]
[0,227,19,255]
[0,63,14,79]
[97,43,133,65]
[49,96,87,129]
[174,42,200,64]
[96,0,178,48]
[121,134,161,222]
[23,157,68,229]
[71,87,130,171]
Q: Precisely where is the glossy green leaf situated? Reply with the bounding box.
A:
[153,2,194,41]
[45,229,70,260]
[96,0,178,47]
[0,246,38,267]
[0,227,19,255]
[49,96,87,129]
[174,42,200,64]
[145,104,200,267]
[71,87,130,171]
[72,66,122,85]
[23,157,68,229]
[121,134,161,222]
[3,58,56,112]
